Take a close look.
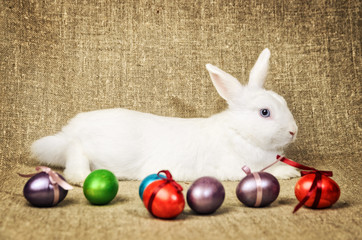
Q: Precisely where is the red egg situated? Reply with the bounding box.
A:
[143,179,185,219]
[295,174,340,209]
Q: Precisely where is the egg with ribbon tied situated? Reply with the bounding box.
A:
[276,155,341,213]
[236,166,280,207]
[19,166,73,207]
[139,173,166,200]
[187,176,225,214]
[295,173,340,209]
[142,170,185,219]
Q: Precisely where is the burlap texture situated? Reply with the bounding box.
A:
[0,0,360,239]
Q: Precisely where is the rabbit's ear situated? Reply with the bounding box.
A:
[206,64,242,102]
[248,48,271,88]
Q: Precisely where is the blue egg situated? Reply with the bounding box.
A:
[139,173,165,200]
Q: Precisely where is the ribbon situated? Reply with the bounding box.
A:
[241,166,263,207]
[147,170,183,218]
[276,155,333,213]
[252,173,263,207]
[18,166,73,206]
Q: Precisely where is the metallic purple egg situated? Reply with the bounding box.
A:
[187,176,225,214]
[236,172,280,207]
[23,172,68,207]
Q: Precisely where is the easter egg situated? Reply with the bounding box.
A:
[83,169,119,205]
[236,172,280,207]
[143,179,185,219]
[23,172,69,207]
[187,176,225,214]
[295,173,340,209]
[139,173,165,200]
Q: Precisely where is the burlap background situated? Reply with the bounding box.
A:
[0,0,360,239]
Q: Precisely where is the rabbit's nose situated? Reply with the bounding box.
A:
[289,123,298,137]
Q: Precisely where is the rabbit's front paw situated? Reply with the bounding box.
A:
[267,165,300,179]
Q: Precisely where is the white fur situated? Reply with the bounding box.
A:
[31,48,299,185]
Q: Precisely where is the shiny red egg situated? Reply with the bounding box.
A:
[295,174,340,209]
[143,179,185,219]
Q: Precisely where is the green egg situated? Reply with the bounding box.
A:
[83,169,119,205]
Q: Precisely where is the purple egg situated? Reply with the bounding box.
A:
[23,172,68,207]
[187,176,225,214]
[236,172,280,207]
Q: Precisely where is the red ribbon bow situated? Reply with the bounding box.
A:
[157,170,183,192]
[147,170,183,217]
[276,155,333,213]
[18,166,73,206]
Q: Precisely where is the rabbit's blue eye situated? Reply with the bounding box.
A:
[260,109,271,118]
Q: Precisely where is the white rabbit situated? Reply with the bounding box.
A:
[31,48,299,185]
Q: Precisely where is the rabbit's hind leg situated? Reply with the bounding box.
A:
[63,141,91,186]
